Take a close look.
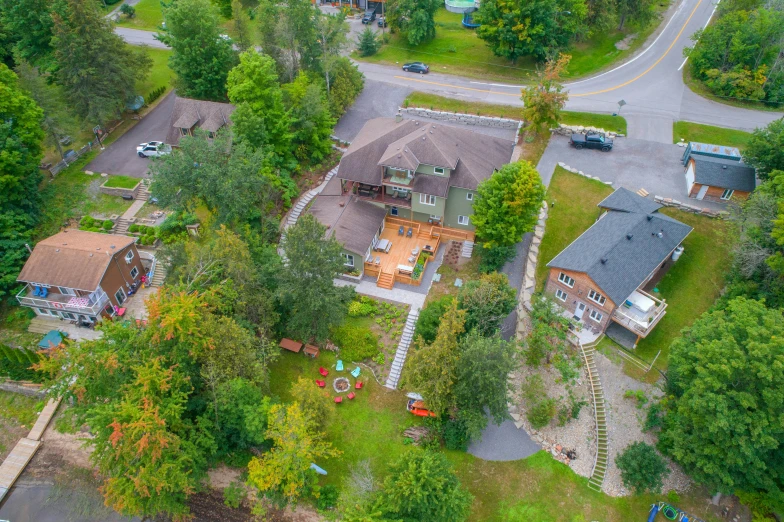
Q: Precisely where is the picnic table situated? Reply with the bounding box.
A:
[279,338,303,353]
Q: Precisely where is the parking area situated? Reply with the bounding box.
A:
[85,92,176,178]
[536,135,725,210]
[333,79,410,142]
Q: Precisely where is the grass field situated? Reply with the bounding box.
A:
[672,121,752,150]
[267,350,720,520]
[357,7,668,82]
[102,175,140,189]
[535,167,613,291]
[634,208,731,367]
[403,93,628,135]
[137,47,175,98]
[114,0,164,31]
[0,391,43,427]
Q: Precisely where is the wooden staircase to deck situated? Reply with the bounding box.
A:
[377,271,395,290]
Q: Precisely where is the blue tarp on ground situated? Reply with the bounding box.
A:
[38,330,63,349]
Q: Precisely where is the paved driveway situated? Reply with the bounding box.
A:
[536,135,727,210]
[86,92,176,177]
[333,79,410,142]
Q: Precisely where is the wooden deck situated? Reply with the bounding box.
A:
[0,397,61,502]
[364,217,474,288]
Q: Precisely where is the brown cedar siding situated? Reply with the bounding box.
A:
[99,243,145,313]
[544,268,617,332]
[688,184,750,203]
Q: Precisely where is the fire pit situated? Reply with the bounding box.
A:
[333,377,350,393]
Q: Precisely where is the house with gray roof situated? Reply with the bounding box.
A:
[165,96,235,146]
[545,188,692,344]
[685,154,756,203]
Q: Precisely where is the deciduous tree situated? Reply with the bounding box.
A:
[659,297,784,512]
[616,442,669,493]
[51,0,151,125]
[314,11,349,93]
[0,0,55,68]
[230,0,253,53]
[387,0,440,46]
[277,214,354,342]
[291,376,333,428]
[524,295,572,367]
[247,402,341,504]
[377,450,472,522]
[159,0,237,101]
[458,272,517,337]
[327,57,364,118]
[283,74,336,162]
[744,119,784,180]
[521,53,570,133]
[471,161,545,249]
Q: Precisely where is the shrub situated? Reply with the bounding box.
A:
[414,295,454,344]
[316,484,339,510]
[615,442,669,493]
[348,297,377,317]
[102,220,113,230]
[223,481,245,508]
[329,324,379,362]
[442,418,471,451]
[644,402,664,432]
[129,224,140,233]
[527,398,556,429]
[623,389,648,409]
[357,27,380,57]
[119,3,135,17]
[478,243,516,273]
[146,86,166,105]
[80,215,94,228]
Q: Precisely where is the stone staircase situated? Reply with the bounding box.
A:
[284,166,338,230]
[385,308,420,389]
[580,342,609,492]
[461,240,474,258]
[377,271,394,290]
[113,217,133,235]
[136,183,151,201]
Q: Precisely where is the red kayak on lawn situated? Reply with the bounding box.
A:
[407,398,437,417]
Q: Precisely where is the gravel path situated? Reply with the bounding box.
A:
[595,351,691,496]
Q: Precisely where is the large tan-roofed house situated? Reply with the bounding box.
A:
[165,96,236,146]
[16,230,151,323]
[306,116,514,289]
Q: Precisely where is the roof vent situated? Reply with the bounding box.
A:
[110,245,115,249]
[647,215,653,221]
[62,242,67,245]
[55,249,60,253]
[89,253,93,257]
[723,165,728,169]
[626,234,633,240]
[600,258,607,264]
[657,231,663,238]
[96,247,101,251]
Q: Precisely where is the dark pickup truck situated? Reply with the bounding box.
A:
[570,132,613,152]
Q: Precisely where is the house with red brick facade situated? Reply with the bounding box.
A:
[16,230,151,324]
[544,188,692,346]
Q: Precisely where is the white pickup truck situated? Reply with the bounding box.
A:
[136,141,172,158]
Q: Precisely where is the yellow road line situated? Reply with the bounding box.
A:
[393,0,704,99]
[571,0,703,97]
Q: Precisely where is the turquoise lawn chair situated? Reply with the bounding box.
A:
[336,360,344,372]
[351,366,361,378]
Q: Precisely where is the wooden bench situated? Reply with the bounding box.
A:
[279,338,303,353]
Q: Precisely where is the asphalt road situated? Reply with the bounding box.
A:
[85,91,176,177]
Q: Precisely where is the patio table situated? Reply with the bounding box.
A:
[375,239,391,252]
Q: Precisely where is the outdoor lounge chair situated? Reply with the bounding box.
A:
[408,256,415,263]
[33,286,41,297]
[351,367,361,378]
[40,287,48,298]
[355,381,364,389]
[411,247,419,256]
[398,226,404,235]
[336,360,344,371]
[316,379,326,387]
[348,392,356,400]
[334,396,343,404]
[319,367,329,377]
[375,256,381,265]
[406,228,413,238]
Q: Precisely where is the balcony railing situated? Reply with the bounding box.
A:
[356,190,413,208]
[611,289,667,338]
[17,285,110,315]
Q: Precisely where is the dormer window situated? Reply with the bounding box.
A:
[180,127,189,136]
[434,167,445,175]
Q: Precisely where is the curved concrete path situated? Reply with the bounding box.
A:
[467,416,540,461]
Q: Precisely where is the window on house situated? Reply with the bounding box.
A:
[114,287,127,305]
[60,311,77,320]
[342,254,355,267]
[419,194,436,206]
[458,215,470,225]
[125,250,134,263]
[180,127,188,136]
[57,287,76,295]
[429,214,440,221]
[589,310,603,322]
[434,167,445,175]
[721,189,734,200]
[390,206,399,216]
[130,266,139,279]
[555,289,568,302]
[208,131,215,139]
[466,192,473,201]
[558,272,575,288]
[588,289,606,306]
[37,308,52,316]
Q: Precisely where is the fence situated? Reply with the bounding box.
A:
[49,142,94,177]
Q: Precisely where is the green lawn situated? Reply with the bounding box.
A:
[114,0,164,31]
[267,350,720,520]
[137,47,175,99]
[672,121,752,150]
[0,391,43,427]
[102,175,140,189]
[536,167,613,291]
[561,111,628,134]
[357,7,667,82]
[634,208,731,367]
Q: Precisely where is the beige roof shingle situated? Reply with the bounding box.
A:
[166,96,236,145]
[17,230,137,291]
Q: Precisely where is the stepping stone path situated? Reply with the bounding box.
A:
[284,166,339,230]
[384,308,420,390]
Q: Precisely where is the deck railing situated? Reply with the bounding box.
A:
[16,285,109,315]
[611,289,667,338]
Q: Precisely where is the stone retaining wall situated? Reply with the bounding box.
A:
[99,180,141,198]
[0,381,46,398]
[551,123,624,138]
[557,162,614,187]
[653,195,728,218]
[400,107,522,130]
